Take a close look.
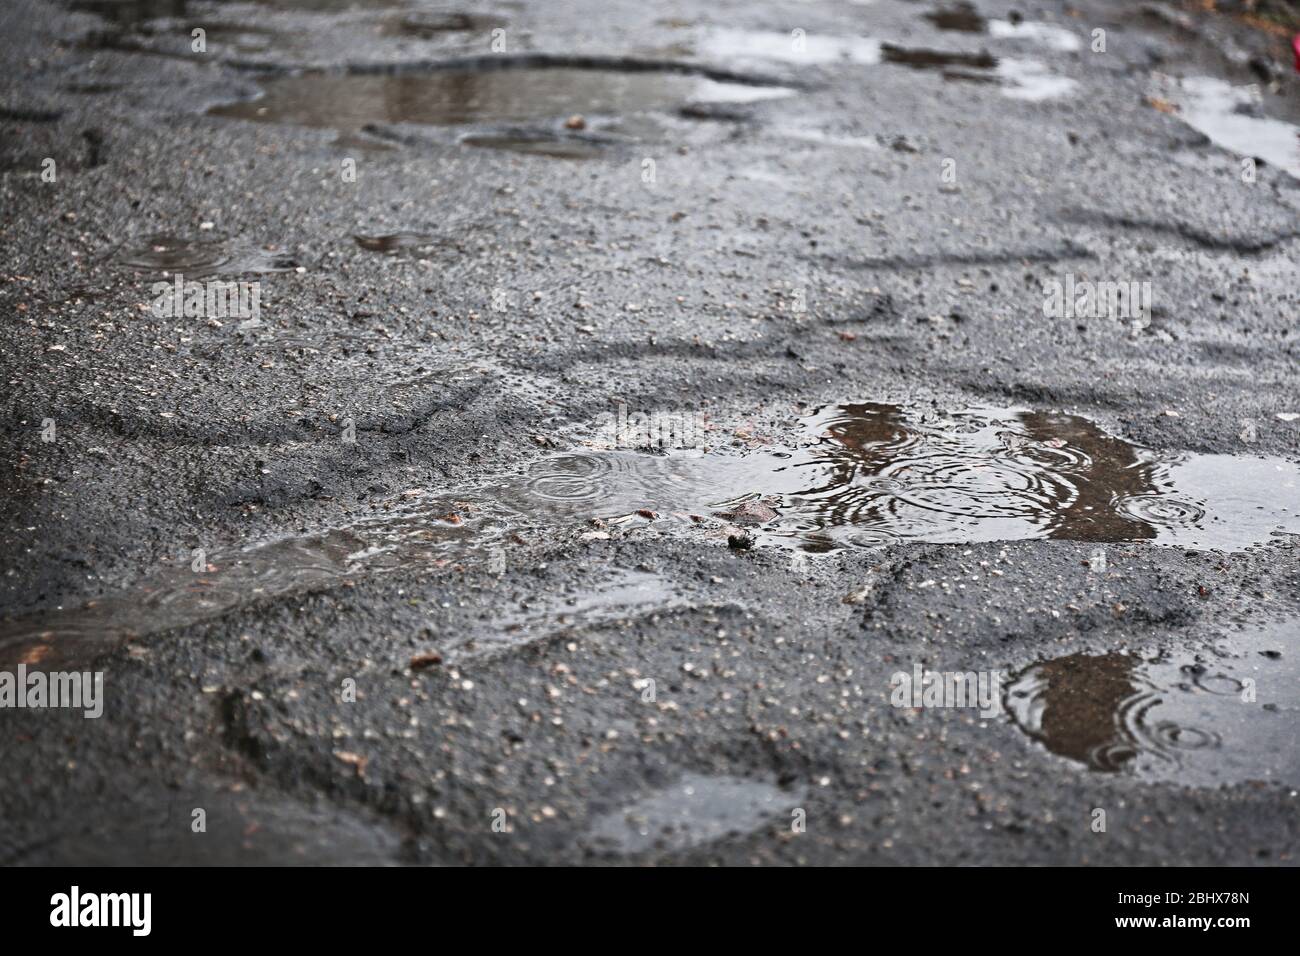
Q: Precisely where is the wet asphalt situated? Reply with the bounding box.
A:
[1,0,1298,865]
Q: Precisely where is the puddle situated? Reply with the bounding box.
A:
[115,233,296,276]
[588,773,802,854]
[925,4,1081,51]
[69,1,286,56]
[67,0,404,22]
[244,0,408,9]
[330,130,397,152]
[988,20,1080,53]
[1,532,370,668]
[700,28,1073,100]
[1005,618,1300,787]
[776,127,882,150]
[0,506,683,668]
[353,232,440,253]
[0,492,510,668]
[700,28,882,65]
[1151,75,1300,180]
[380,12,507,40]
[9,403,1297,666]
[880,45,1075,99]
[459,130,615,159]
[184,21,281,55]
[209,68,794,133]
[66,0,187,25]
[995,58,1078,101]
[518,404,1300,552]
[484,569,693,656]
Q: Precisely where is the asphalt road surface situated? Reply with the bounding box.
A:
[1,0,1298,865]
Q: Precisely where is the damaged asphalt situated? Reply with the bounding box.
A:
[1,0,1298,864]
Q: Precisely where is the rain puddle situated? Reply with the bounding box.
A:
[471,569,694,658]
[245,0,407,9]
[988,20,1081,52]
[994,59,1078,101]
[69,0,288,56]
[353,232,439,253]
[68,0,403,20]
[700,28,883,65]
[498,570,685,633]
[208,68,795,133]
[9,403,1297,666]
[0,493,509,668]
[924,3,1081,51]
[114,233,296,276]
[380,12,507,40]
[775,127,882,150]
[66,0,187,25]
[519,403,1300,552]
[1005,618,1299,787]
[588,773,802,854]
[700,28,1074,100]
[1149,74,1300,180]
[880,45,1076,100]
[459,130,615,159]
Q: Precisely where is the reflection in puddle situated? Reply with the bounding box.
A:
[209,69,795,132]
[588,773,802,854]
[115,233,296,276]
[1005,619,1299,786]
[521,404,1300,552]
[1151,75,1300,180]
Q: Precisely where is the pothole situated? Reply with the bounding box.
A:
[9,404,1296,667]
[208,66,796,137]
